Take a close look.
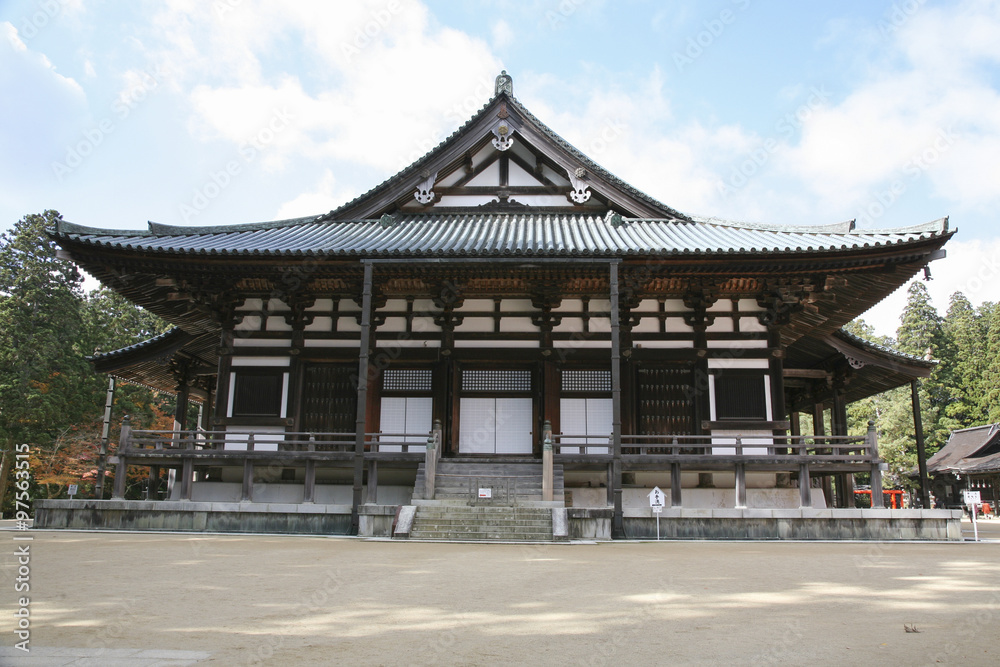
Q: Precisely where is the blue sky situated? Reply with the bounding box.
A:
[2,0,999,335]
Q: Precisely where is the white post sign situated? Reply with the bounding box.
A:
[649,487,665,540]
[67,484,78,499]
[478,488,492,499]
[964,490,981,542]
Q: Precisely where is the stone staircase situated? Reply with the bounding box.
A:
[404,458,566,541]
[412,458,564,502]
[409,504,556,541]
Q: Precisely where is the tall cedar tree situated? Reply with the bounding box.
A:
[0,211,90,506]
[0,212,173,509]
[941,293,987,427]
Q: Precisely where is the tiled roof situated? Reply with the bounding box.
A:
[53,214,950,258]
[926,424,1000,475]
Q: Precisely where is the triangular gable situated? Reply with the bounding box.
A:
[324,72,689,221]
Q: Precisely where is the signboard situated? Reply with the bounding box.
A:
[648,486,665,508]
[478,488,492,499]
[67,484,78,498]
[963,490,982,506]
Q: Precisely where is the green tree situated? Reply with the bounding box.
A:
[0,211,92,508]
[940,292,988,427]
[983,302,1000,424]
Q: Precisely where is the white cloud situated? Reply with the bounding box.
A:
[491,19,514,49]
[274,169,355,220]
[153,0,502,176]
[782,0,1000,219]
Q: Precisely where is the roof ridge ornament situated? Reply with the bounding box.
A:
[495,70,513,97]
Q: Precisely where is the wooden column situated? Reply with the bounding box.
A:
[352,262,374,534]
[768,326,787,454]
[95,376,116,500]
[180,456,194,500]
[213,328,235,423]
[868,420,885,508]
[241,433,255,502]
[146,466,160,500]
[367,461,378,505]
[799,462,812,508]
[303,434,317,503]
[911,380,931,509]
[610,261,625,539]
[832,387,848,508]
[542,420,553,502]
[112,415,131,499]
[813,402,834,507]
[734,463,747,509]
[671,462,682,508]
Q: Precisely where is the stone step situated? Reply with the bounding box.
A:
[409,533,553,541]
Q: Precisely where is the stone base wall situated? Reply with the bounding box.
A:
[568,508,962,541]
[33,500,402,536]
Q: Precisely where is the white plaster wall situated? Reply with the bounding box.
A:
[303,316,333,332]
[740,317,768,332]
[631,317,660,333]
[664,318,694,333]
[235,315,261,331]
[266,316,293,332]
[454,317,495,333]
[499,317,538,333]
[553,299,583,313]
[307,298,334,311]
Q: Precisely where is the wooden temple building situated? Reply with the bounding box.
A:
[37,72,961,540]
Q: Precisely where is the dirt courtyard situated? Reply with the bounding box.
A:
[2,528,999,665]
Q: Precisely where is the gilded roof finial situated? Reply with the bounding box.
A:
[495,70,513,97]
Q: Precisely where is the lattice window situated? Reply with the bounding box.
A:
[382,368,432,392]
[561,369,611,393]
[232,371,284,417]
[461,369,531,392]
[714,373,767,420]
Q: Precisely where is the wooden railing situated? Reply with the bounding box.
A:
[545,421,886,509]
[112,415,438,502]
[123,429,430,454]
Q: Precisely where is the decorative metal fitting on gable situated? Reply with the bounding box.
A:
[414,171,438,204]
[567,167,591,203]
[492,122,514,151]
[843,353,866,370]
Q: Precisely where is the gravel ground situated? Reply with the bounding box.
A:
[2,529,998,665]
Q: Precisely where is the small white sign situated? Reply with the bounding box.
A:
[67,484,78,496]
[478,488,492,499]
[963,490,982,505]
[648,486,665,508]
[652,505,663,514]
